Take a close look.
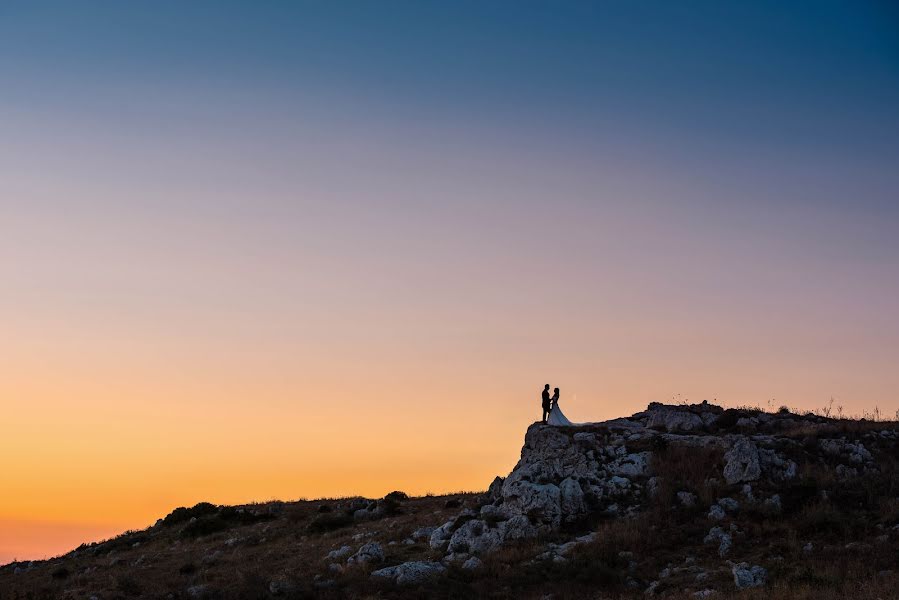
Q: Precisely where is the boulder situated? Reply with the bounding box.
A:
[708,505,725,521]
[347,542,384,565]
[502,480,562,526]
[558,478,587,521]
[429,520,455,550]
[501,515,537,541]
[732,563,767,589]
[723,439,761,484]
[677,491,697,507]
[326,545,353,560]
[411,526,435,541]
[703,527,732,557]
[717,497,739,512]
[371,561,446,585]
[646,407,704,432]
[447,519,504,555]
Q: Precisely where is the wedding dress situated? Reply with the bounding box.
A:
[547,401,575,426]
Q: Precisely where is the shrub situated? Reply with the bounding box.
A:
[179,562,197,575]
[163,502,219,526]
[796,500,849,537]
[716,408,750,429]
[307,512,353,533]
[384,490,409,502]
[115,574,142,596]
[180,515,230,539]
[50,566,69,579]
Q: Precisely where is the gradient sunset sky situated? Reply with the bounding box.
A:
[2,1,898,563]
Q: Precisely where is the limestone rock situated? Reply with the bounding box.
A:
[502,515,538,541]
[708,505,725,521]
[732,563,767,589]
[371,561,446,585]
[677,491,697,507]
[559,478,586,521]
[411,526,435,541]
[502,480,562,526]
[326,545,353,561]
[646,407,704,432]
[447,519,504,555]
[347,542,384,565]
[429,520,455,550]
[723,439,761,484]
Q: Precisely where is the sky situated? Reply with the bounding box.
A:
[1,1,898,563]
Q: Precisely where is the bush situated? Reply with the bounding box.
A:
[50,566,69,579]
[180,515,230,539]
[115,574,142,596]
[716,408,750,429]
[307,512,353,533]
[163,502,219,526]
[384,490,409,502]
[796,501,850,537]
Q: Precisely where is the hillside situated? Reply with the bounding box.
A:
[3,402,899,599]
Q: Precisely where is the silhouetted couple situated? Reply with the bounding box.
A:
[541,384,574,426]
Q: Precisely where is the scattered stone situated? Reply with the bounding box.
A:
[717,497,739,512]
[704,526,732,557]
[411,526,435,541]
[741,484,755,501]
[708,505,726,521]
[763,494,782,513]
[677,491,697,507]
[462,556,484,570]
[371,561,446,585]
[269,580,297,595]
[326,545,352,560]
[732,563,767,589]
[347,542,384,565]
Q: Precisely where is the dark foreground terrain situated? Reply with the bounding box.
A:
[3,402,899,599]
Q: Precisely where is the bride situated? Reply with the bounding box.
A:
[546,387,575,426]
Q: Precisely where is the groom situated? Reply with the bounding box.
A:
[541,384,552,422]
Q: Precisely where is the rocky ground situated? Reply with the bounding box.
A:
[3,402,899,599]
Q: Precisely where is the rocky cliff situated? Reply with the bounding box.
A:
[423,401,898,594]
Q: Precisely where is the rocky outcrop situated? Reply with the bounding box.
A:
[424,400,886,569]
